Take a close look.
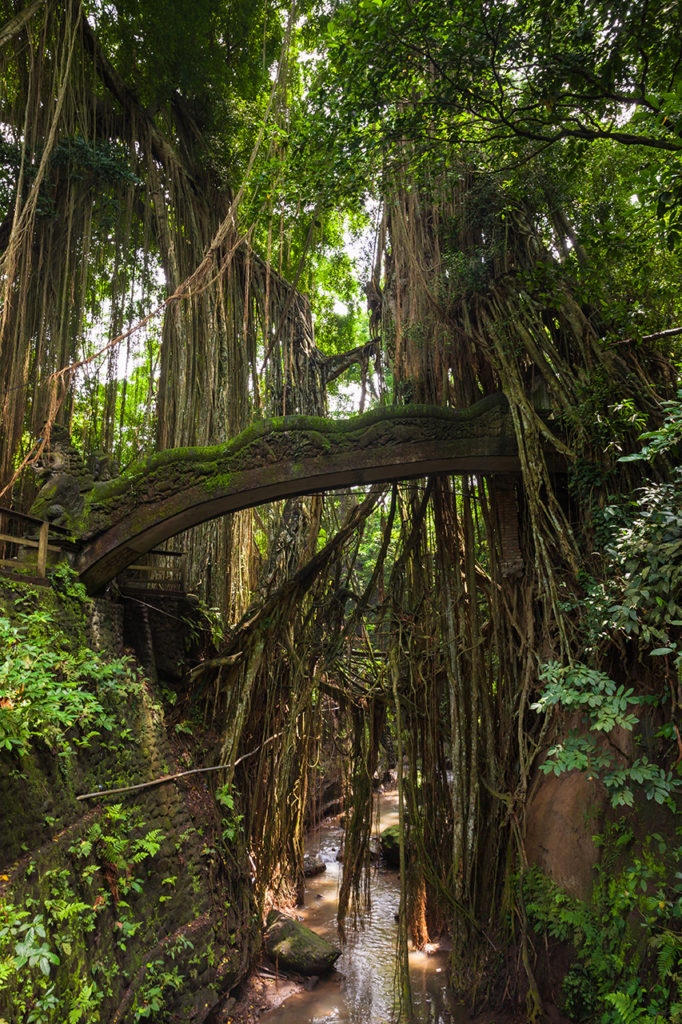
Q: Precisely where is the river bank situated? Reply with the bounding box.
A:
[222,792,532,1024]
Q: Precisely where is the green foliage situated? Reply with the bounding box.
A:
[621,390,682,464]
[216,783,244,844]
[299,0,682,223]
[0,802,166,1022]
[598,470,682,659]
[536,393,682,808]
[592,395,682,667]
[533,662,681,808]
[131,830,164,863]
[0,133,139,226]
[91,0,283,153]
[71,805,163,882]
[11,916,60,977]
[131,961,182,1021]
[523,828,682,1022]
[51,136,140,189]
[605,990,664,1024]
[130,934,193,1022]
[0,896,99,1023]
[551,141,682,340]
[47,564,89,606]
[534,663,641,733]
[0,609,136,757]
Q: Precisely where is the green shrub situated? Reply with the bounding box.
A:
[0,610,137,757]
[523,827,682,1023]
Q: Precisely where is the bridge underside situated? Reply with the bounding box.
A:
[75,396,551,592]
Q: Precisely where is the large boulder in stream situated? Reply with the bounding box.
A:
[264,911,341,975]
[303,853,326,877]
[379,824,402,868]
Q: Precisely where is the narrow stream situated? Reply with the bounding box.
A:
[261,792,469,1024]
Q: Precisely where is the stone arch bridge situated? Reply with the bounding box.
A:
[71,395,541,592]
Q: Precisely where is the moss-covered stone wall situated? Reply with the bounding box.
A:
[0,578,259,1023]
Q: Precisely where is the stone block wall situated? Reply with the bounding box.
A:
[120,588,206,685]
[0,587,258,1024]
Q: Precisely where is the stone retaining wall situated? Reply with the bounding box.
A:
[0,587,258,1023]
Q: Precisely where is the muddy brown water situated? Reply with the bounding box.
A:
[261,791,471,1024]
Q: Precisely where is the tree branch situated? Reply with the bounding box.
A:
[0,0,47,50]
[324,339,380,385]
[76,728,285,800]
[78,11,194,185]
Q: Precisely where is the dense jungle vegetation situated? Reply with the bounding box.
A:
[1,1,682,1021]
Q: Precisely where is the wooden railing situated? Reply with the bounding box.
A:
[0,507,78,583]
[119,548,185,591]
[0,508,186,590]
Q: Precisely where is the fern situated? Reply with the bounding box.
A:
[605,991,661,1024]
[0,956,16,990]
[651,930,682,981]
[606,992,644,1024]
[131,829,164,863]
[67,980,101,1022]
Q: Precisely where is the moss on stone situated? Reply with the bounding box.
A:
[0,590,259,1023]
[379,824,402,868]
[263,912,341,975]
[80,396,511,536]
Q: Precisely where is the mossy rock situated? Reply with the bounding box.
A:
[379,824,402,869]
[263,912,340,975]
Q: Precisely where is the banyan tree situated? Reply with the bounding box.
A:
[294,1,681,1007]
[0,0,371,614]
[0,0,276,608]
[2,0,681,1019]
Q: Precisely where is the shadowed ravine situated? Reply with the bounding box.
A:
[261,793,467,1024]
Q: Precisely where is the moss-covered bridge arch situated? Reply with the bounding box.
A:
[76,396,528,592]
